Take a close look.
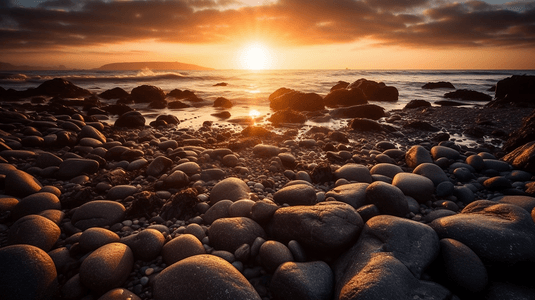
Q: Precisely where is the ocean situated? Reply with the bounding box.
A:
[1,69,534,130]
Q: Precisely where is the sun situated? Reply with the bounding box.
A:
[239,43,272,70]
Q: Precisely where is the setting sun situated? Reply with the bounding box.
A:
[239,43,272,70]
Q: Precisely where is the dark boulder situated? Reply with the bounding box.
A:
[268,109,306,124]
[99,87,129,100]
[422,82,455,89]
[213,97,233,108]
[502,141,535,173]
[503,108,535,152]
[329,104,386,120]
[435,100,470,106]
[130,85,165,103]
[114,111,145,128]
[488,75,535,107]
[403,120,440,132]
[323,88,367,107]
[168,100,191,109]
[269,88,324,111]
[167,89,201,101]
[444,89,492,101]
[404,99,431,109]
[33,78,92,98]
[101,103,132,115]
[330,81,350,91]
[348,118,384,131]
[347,78,398,101]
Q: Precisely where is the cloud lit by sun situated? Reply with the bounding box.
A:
[239,43,274,70]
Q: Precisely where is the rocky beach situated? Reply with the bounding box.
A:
[1,74,535,300]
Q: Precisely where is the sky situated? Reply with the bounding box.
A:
[1,0,534,69]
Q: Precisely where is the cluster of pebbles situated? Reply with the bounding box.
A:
[1,80,535,300]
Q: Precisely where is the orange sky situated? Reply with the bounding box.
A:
[1,0,535,69]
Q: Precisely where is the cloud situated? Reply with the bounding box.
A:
[0,0,534,51]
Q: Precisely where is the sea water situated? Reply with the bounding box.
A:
[1,69,534,130]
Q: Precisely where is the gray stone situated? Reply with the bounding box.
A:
[79,227,120,252]
[270,261,334,300]
[106,185,139,200]
[208,217,267,253]
[370,163,404,178]
[259,240,294,273]
[333,163,372,183]
[163,170,189,188]
[325,182,369,209]
[273,183,317,206]
[392,172,435,203]
[162,233,206,265]
[11,192,61,220]
[253,144,280,157]
[251,199,279,224]
[57,158,99,179]
[209,177,250,205]
[0,244,58,300]
[175,162,201,176]
[203,199,233,224]
[405,145,433,168]
[413,163,450,186]
[453,185,475,205]
[268,201,363,254]
[228,199,255,217]
[366,181,409,217]
[431,146,460,160]
[483,159,511,172]
[36,152,63,168]
[466,154,485,172]
[79,125,106,144]
[146,156,173,177]
[71,200,126,230]
[436,181,455,197]
[153,254,261,300]
[79,242,134,295]
[496,195,535,213]
[7,214,60,252]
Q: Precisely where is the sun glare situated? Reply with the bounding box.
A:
[239,43,272,70]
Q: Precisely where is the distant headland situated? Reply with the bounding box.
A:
[95,61,214,71]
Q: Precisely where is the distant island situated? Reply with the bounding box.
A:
[0,62,67,71]
[96,61,214,71]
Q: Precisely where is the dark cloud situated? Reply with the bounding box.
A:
[0,0,534,51]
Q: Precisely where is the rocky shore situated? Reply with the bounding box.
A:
[1,75,535,300]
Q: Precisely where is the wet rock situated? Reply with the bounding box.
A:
[404,99,431,109]
[99,87,129,100]
[0,244,58,300]
[268,109,307,124]
[324,88,367,107]
[153,254,261,300]
[269,88,325,111]
[403,120,440,132]
[348,78,398,101]
[333,215,445,300]
[208,217,267,253]
[502,141,535,173]
[270,261,334,300]
[422,82,455,89]
[130,85,165,103]
[405,145,433,168]
[392,172,435,203]
[209,177,250,205]
[430,200,535,265]
[268,201,363,254]
[162,233,206,265]
[114,111,145,128]
[79,242,134,295]
[366,181,410,217]
[273,183,317,206]
[413,163,450,186]
[33,78,92,98]
[348,118,384,131]
[71,200,126,230]
[7,214,61,252]
[329,104,386,120]
[444,89,492,101]
[488,75,535,107]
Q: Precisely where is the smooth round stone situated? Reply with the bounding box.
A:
[370,163,404,179]
[4,169,43,197]
[40,185,61,197]
[79,137,103,147]
[153,254,261,300]
[413,163,450,186]
[203,199,233,224]
[11,192,61,220]
[453,186,475,205]
[270,261,334,300]
[211,250,235,263]
[333,163,372,183]
[175,162,201,176]
[466,154,485,172]
[273,183,317,206]
[71,200,126,230]
[184,223,206,241]
[483,176,512,190]
[1,149,37,159]
[496,195,535,213]
[259,240,294,273]
[365,181,409,217]
[392,172,435,203]
[431,146,460,160]
[483,159,511,172]
[127,158,148,171]
[7,214,60,252]
[57,158,99,179]
[208,217,267,253]
[79,227,120,252]
[405,145,433,168]
[507,170,532,182]
[453,167,474,182]
[79,243,134,295]
[209,177,250,205]
[234,243,251,262]
[228,199,255,218]
[222,154,239,167]
[162,233,206,265]
[163,170,189,188]
[106,185,139,200]
[200,168,226,182]
[146,156,173,177]
[0,197,19,213]
[36,152,63,168]
[251,199,279,224]
[79,125,106,143]
[158,140,178,150]
[288,240,307,262]
[253,144,280,157]
[278,153,297,168]
[97,288,142,300]
[436,181,455,197]
[374,153,396,164]
[48,247,77,274]
[0,244,58,300]
[325,182,369,209]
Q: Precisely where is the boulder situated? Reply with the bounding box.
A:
[71,200,126,230]
[413,163,450,186]
[444,89,492,101]
[488,75,535,107]
[114,111,145,128]
[422,82,455,89]
[7,214,61,252]
[98,288,141,300]
[79,227,120,253]
[333,163,372,183]
[162,234,206,265]
[270,261,334,300]
[430,200,535,265]
[130,85,165,103]
[153,255,261,300]
[405,145,433,168]
[502,141,535,172]
[0,244,58,300]
[392,172,435,203]
[3,169,42,198]
[259,240,294,273]
[268,109,307,124]
[324,182,369,209]
[329,104,386,120]
[99,87,129,100]
[11,192,61,220]
[213,97,233,108]
[348,118,384,131]
[252,144,280,157]
[404,99,432,109]
[333,215,446,300]
[33,78,92,98]
[146,156,173,177]
[57,158,99,179]
[209,177,250,205]
[269,88,325,111]
[120,229,165,261]
[347,78,398,101]
[323,88,367,107]
[208,217,267,253]
[79,243,134,295]
[268,201,363,254]
[366,181,410,217]
[273,183,317,206]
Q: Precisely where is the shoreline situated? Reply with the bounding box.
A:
[1,77,535,299]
